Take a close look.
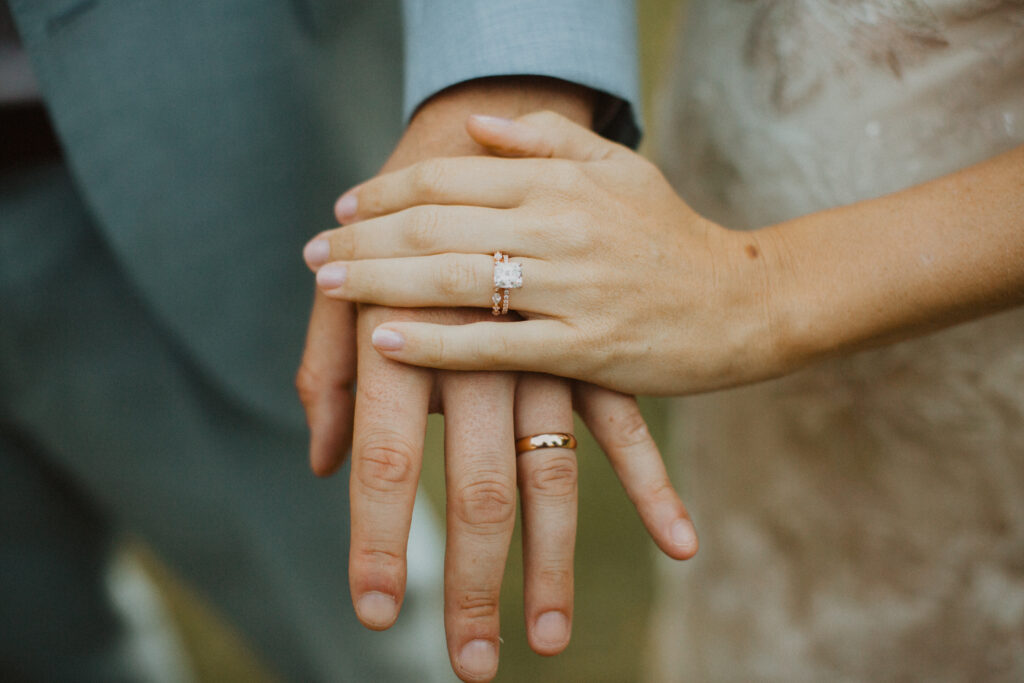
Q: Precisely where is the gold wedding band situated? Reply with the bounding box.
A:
[515,433,578,454]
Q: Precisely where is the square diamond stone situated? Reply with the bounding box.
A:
[493,261,523,289]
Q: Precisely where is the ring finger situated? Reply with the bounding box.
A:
[316,253,564,316]
[514,374,577,655]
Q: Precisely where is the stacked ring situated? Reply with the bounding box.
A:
[491,251,523,315]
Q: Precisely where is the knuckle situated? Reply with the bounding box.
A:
[355,375,398,404]
[294,361,352,407]
[332,227,357,260]
[522,453,578,500]
[612,408,653,451]
[352,544,404,575]
[423,331,448,367]
[354,432,417,493]
[536,565,573,593]
[410,159,446,197]
[405,206,443,252]
[294,362,320,407]
[452,474,516,528]
[643,478,677,506]
[436,258,478,297]
[457,590,500,621]
[358,183,385,215]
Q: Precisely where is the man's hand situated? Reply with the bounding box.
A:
[297,77,695,683]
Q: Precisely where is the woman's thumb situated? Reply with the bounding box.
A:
[466,110,621,162]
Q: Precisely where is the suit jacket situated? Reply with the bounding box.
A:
[9,0,639,424]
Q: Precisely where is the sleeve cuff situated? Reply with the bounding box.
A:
[401,0,642,148]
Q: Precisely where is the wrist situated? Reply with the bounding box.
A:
[703,224,785,389]
[384,76,596,172]
[743,223,819,379]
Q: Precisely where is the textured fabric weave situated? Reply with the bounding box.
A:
[403,0,641,146]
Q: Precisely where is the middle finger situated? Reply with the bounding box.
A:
[440,370,518,682]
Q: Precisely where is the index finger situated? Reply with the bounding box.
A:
[295,291,357,476]
[334,156,560,224]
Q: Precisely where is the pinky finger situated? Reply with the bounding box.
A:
[573,383,698,560]
[368,319,572,375]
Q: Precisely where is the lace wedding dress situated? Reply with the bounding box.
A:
[648,2,1024,680]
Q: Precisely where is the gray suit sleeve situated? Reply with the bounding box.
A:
[401,0,641,147]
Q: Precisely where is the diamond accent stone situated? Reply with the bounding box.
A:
[492,292,503,305]
[493,262,523,289]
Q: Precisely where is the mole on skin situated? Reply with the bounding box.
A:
[745,244,759,259]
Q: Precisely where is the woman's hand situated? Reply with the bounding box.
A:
[303,111,788,396]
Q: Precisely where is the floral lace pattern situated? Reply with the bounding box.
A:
[744,0,957,111]
[659,0,1024,229]
[740,1,1024,107]
[650,2,1024,681]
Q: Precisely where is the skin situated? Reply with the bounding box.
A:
[305,111,1024,398]
[296,84,696,683]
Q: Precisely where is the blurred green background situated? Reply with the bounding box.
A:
[145,1,685,680]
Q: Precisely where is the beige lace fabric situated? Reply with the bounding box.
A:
[649,2,1024,681]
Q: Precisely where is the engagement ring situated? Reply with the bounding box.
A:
[491,251,522,315]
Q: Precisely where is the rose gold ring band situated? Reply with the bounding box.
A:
[514,433,578,454]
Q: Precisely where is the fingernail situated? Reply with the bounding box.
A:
[316,263,347,289]
[671,519,696,551]
[303,238,330,268]
[534,611,569,647]
[355,592,397,629]
[471,114,516,127]
[335,193,358,221]
[371,327,405,351]
[458,639,497,679]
